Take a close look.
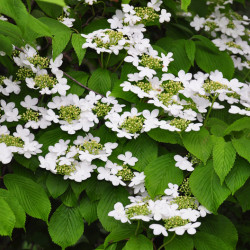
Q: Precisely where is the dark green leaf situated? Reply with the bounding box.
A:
[46,173,69,198]
[72,34,86,66]
[123,235,153,250]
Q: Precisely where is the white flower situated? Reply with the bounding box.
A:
[0,143,13,164]
[149,224,168,237]
[159,9,171,23]
[137,66,156,78]
[108,202,129,223]
[118,151,138,166]
[168,222,201,235]
[174,155,194,171]
[60,17,75,28]
[164,183,179,198]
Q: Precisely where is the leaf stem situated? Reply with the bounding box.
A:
[204,93,219,127]
[114,53,127,72]
[135,220,141,236]
[158,233,176,250]
[101,52,104,68]
[105,53,111,69]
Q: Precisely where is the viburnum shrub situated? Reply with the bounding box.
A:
[0,0,249,249]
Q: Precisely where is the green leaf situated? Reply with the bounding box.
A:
[4,174,51,222]
[83,18,109,34]
[79,196,98,225]
[207,118,228,137]
[164,234,194,250]
[36,1,62,18]
[213,137,236,184]
[124,134,158,172]
[35,0,66,7]
[194,232,230,250]
[48,204,84,249]
[145,154,183,198]
[0,34,13,56]
[192,35,219,54]
[104,224,138,248]
[60,186,78,207]
[0,197,16,237]
[88,68,111,95]
[182,127,213,164]
[0,189,26,229]
[46,173,69,198]
[195,41,234,79]
[181,0,191,11]
[225,157,250,194]
[147,128,182,144]
[72,34,86,66]
[189,161,231,213]
[232,136,250,163]
[39,17,71,59]
[65,71,89,96]
[97,186,129,231]
[185,40,196,66]
[224,117,250,135]
[235,179,250,212]
[199,214,238,250]
[123,235,153,250]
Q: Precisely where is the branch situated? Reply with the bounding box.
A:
[63,72,105,97]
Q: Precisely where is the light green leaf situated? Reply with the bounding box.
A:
[147,128,182,144]
[232,136,250,163]
[0,34,14,56]
[225,157,250,194]
[189,161,231,213]
[145,154,183,198]
[181,0,191,11]
[182,127,213,164]
[164,234,194,250]
[0,189,26,229]
[72,34,86,66]
[97,186,129,231]
[35,1,62,18]
[35,0,66,7]
[48,204,84,249]
[0,197,16,237]
[39,17,71,59]
[194,232,230,250]
[199,214,238,250]
[79,196,98,225]
[123,235,153,250]
[213,137,236,184]
[185,40,196,66]
[235,179,250,212]
[124,134,158,172]
[88,68,111,95]
[46,173,69,198]
[4,174,51,222]
[207,118,228,137]
[224,117,250,135]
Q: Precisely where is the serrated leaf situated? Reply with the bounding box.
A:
[65,71,89,96]
[46,173,69,198]
[4,174,51,222]
[79,196,98,225]
[124,134,158,171]
[185,40,196,66]
[88,68,111,95]
[189,161,231,213]
[232,136,250,163]
[48,204,84,249]
[104,224,138,248]
[0,197,16,237]
[181,0,191,11]
[207,118,228,137]
[60,186,78,207]
[235,179,250,212]
[72,34,86,66]
[145,154,183,198]
[224,117,250,135]
[39,17,71,59]
[147,128,182,144]
[195,41,234,79]
[123,235,153,250]
[194,232,230,250]
[97,186,129,231]
[199,214,238,250]
[164,234,194,250]
[35,0,66,7]
[213,137,236,184]
[182,127,213,164]
[225,157,250,194]
[0,189,26,229]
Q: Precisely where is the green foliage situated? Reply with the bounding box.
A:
[72,34,87,66]
[123,234,153,250]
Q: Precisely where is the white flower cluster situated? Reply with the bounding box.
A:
[0,125,42,164]
[190,1,250,70]
[58,6,75,28]
[39,134,118,182]
[109,182,211,237]
[13,45,70,95]
[0,76,21,96]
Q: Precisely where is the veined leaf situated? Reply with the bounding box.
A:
[72,34,86,66]
[185,40,196,66]
[232,136,250,163]
[235,179,250,212]
[123,235,153,250]
[79,196,98,225]
[35,0,66,7]
[224,117,250,135]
